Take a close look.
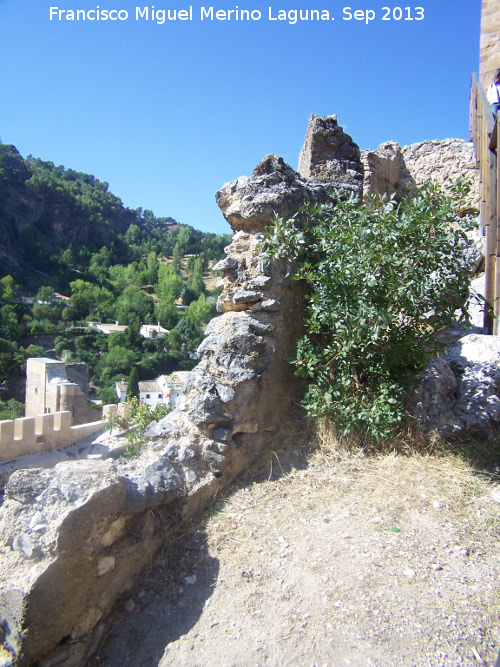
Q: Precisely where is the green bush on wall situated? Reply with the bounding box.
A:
[261,181,477,439]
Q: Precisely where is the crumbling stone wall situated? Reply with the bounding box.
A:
[361,141,414,200]
[402,139,479,197]
[361,138,479,202]
[0,117,364,666]
[298,113,363,199]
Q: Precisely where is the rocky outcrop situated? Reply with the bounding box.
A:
[361,141,414,199]
[410,333,500,438]
[153,153,312,485]
[216,153,350,233]
[0,448,194,665]
[361,138,479,202]
[0,144,151,286]
[298,114,364,199]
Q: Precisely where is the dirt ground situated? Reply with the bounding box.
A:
[91,428,500,667]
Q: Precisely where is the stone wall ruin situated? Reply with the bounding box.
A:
[480,0,500,88]
[361,138,479,202]
[0,115,363,666]
[0,113,483,665]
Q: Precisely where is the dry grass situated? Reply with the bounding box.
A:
[205,413,500,563]
[93,412,500,666]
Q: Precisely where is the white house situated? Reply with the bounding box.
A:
[139,324,169,339]
[88,321,128,335]
[138,380,164,407]
[115,379,127,403]
[157,372,189,408]
[89,321,169,338]
[115,371,189,409]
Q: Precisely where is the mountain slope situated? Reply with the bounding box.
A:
[0,144,154,284]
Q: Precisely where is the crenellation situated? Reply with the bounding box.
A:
[0,410,104,463]
[13,417,36,448]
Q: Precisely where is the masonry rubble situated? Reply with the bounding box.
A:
[409,332,500,438]
[0,114,363,666]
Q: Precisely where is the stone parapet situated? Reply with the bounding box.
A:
[0,410,106,462]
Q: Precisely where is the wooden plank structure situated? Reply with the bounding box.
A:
[470,72,499,334]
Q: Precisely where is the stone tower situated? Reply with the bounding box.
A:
[25,358,96,425]
[480,0,500,87]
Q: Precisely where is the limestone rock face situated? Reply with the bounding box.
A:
[361,141,414,199]
[480,0,500,87]
[298,114,364,199]
[361,138,479,202]
[216,154,333,233]
[409,334,500,438]
[176,229,304,447]
[0,453,191,665]
[402,139,479,202]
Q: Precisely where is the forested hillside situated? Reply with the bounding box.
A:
[0,143,231,411]
[0,143,229,290]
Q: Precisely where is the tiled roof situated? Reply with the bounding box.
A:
[138,381,161,393]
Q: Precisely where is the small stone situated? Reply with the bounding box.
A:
[212,257,238,272]
[97,556,116,577]
[431,564,443,571]
[215,383,237,403]
[433,501,442,509]
[248,275,271,287]
[404,569,416,579]
[59,481,83,503]
[125,599,135,612]
[491,487,500,503]
[251,299,281,312]
[233,290,263,304]
[12,533,34,559]
[184,575,197,585]
[28,512,48,532]
[177,447,195,463]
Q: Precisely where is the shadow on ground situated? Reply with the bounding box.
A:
[89,414,312,666]
[89,531,220,667]
[87,412,500,666]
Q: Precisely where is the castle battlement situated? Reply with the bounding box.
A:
[0,410,105,462]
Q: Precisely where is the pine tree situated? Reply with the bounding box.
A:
[172,242,182,275]
[126,366,140,401]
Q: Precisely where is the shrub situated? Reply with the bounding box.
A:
[261,181,477,439]
[0,398,24,421]
[104,397,170,458]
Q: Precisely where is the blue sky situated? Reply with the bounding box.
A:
[0,0,480,234]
